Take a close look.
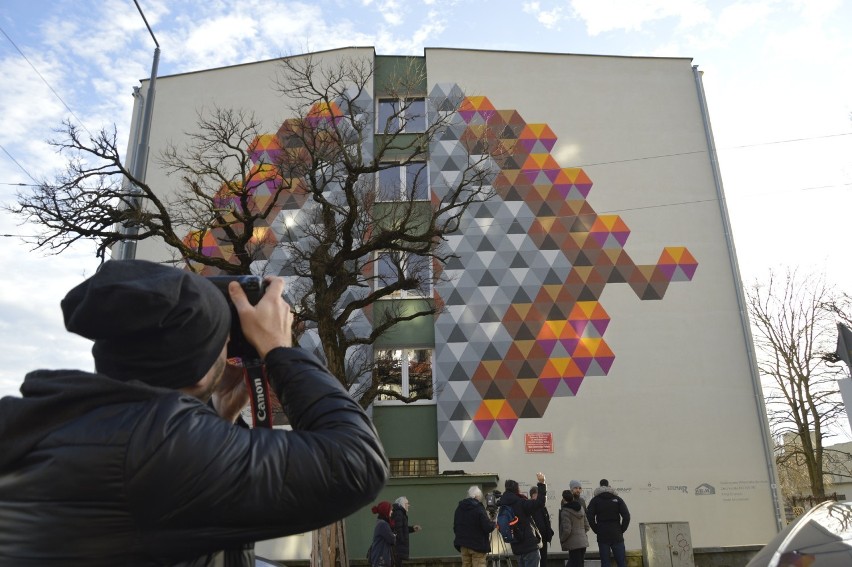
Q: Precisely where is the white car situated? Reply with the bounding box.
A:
[747,500,852,566]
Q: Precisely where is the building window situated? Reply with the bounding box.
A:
[376,250,431,297]
[389,458,439,477]
[377,97,426,133]
[377,161,428,201]
[375,348,434,401]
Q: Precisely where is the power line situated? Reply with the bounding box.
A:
[571,132,852,169]
[0,24,92,137]
[0,144,40,185]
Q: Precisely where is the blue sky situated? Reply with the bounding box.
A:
[1,0,851,401]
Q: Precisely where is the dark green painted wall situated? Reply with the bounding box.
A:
[373,404,438,458]
[346,474,499,559]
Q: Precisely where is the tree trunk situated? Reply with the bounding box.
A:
[311,520,348,567]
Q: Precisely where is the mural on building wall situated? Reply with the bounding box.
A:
[427,84,697,462]
[180,82,697,463]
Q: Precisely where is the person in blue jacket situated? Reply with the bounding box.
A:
[370,501,396,567]
[0,260,389,566]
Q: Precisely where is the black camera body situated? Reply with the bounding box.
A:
[485,489,502,518]
[206,275,267,362]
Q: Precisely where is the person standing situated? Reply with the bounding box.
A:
[559,490,589,567]
[453,486,496,567]
[390,496,421,566]
[569,480,587,513]
[586,479,630,567]
[529,486,555,566]
[370,501,396,567]
[499,472,548,567]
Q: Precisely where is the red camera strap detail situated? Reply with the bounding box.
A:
[244,362,273,429]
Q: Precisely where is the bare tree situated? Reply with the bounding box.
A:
[10,53,503,567]
[747,268,848,499]
[11,54,500,406]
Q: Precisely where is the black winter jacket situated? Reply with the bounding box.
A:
[500,484,546,555]
[587,487,631,544]
[0,347,389,566]
[453,497,495,553]
[391,503,415,561]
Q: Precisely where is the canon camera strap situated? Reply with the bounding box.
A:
[243,360,273,428]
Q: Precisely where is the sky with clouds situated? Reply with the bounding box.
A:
[1,0,851,404]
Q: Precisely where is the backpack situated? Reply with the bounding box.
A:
[496,504,520,543]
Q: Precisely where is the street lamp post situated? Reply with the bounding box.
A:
[120,0,160,260]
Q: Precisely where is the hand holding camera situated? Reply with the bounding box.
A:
[227,277,292,360]
[207,275,292,361]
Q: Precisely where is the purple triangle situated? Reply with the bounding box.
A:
[681,263,698,280]
[539,377,561,395]
[595,356,615,374]
[497,418,518,437]
[573,357,592,373]
[561,338,581,353]
[538,339,557,356]
[475,419,494,438]
[657,264,677,280]
[562,377,584,395]
[591,319,609,335]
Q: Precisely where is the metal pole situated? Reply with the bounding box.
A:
[120,1,160,260]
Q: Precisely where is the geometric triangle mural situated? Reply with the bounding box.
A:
[179,82,698,465]
[430,85,698,462]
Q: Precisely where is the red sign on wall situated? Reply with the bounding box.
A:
[525,432,553,453]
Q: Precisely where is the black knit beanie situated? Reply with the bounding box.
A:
[61,260,230,389]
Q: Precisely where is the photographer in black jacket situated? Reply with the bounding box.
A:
[453,486,496,566]
[0,260,389,566]
[499,473,547,567]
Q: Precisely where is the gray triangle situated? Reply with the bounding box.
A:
[480,306,501,323]
[453,444,475,463]
[446,289,467,306]
[477,237,496,252]
[512,287,534,303]
[450,403,472,420]
[447,327,468,342]
[478,271,499,286]
[543,268,563,285]
[482,343,502,360]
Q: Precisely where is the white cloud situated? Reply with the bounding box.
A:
[715,1,776,39]
[523,1,565,29]
[570,0,711,35]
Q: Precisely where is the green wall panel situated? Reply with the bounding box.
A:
[373,404,438,458]
[346,474,499,559]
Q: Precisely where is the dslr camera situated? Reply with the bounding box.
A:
[206,275,267,362]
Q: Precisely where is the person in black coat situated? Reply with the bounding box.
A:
[529,486,555,566]
[586,479,631,567]
[391,496,422,566]
[0,261,389,567]
[499,472,548,567]
[453,486,496,567]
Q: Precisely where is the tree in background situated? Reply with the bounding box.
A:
[747,268,851,500]
[10,53,504,567]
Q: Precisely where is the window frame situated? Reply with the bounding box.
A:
[376,97,427,134]
[373,347,435,405]
[376,161,429,202]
